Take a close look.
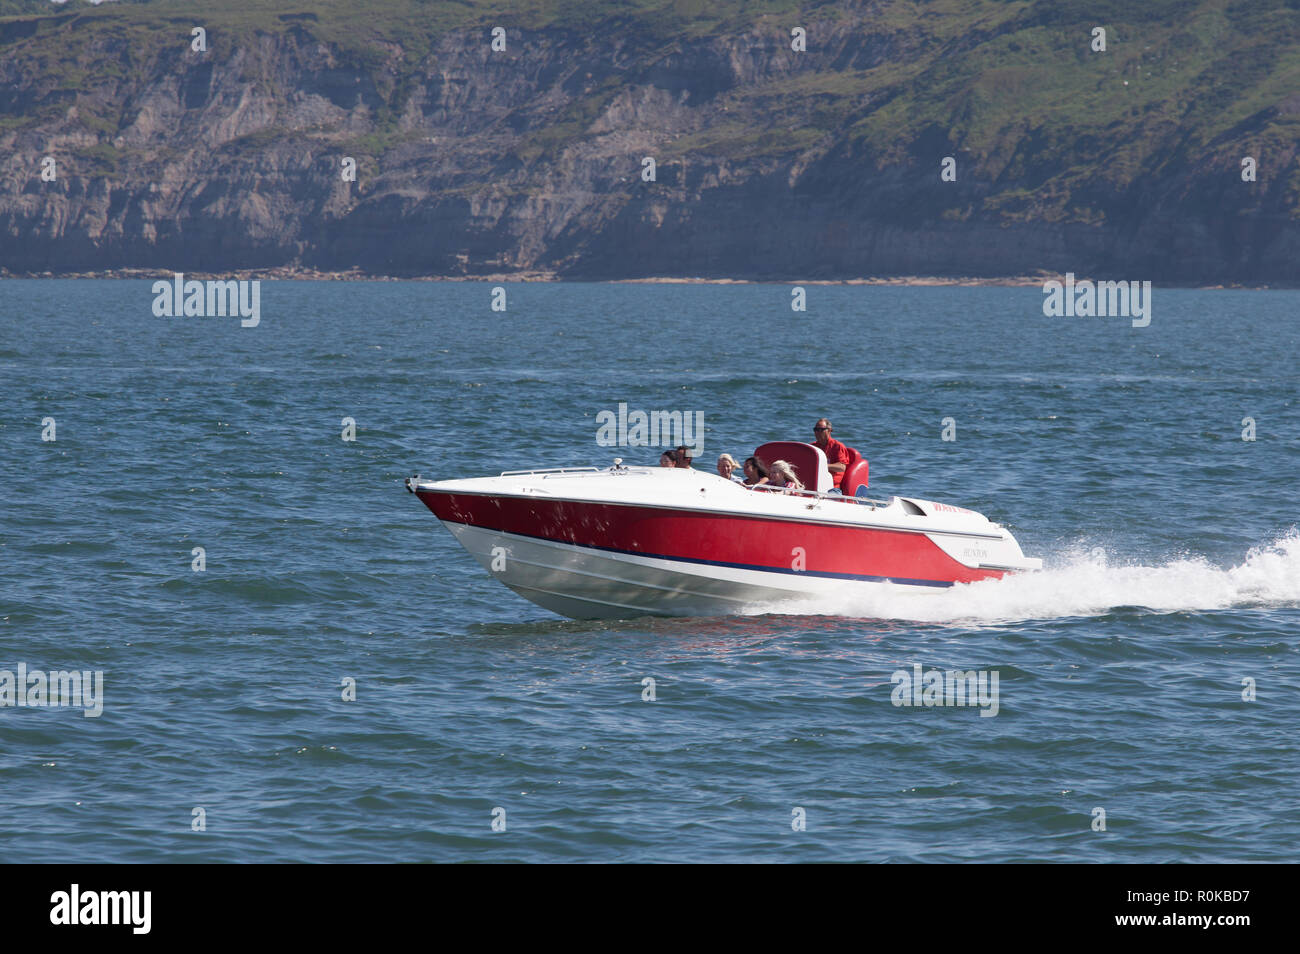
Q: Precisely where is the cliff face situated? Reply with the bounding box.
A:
[1,0,1298,281]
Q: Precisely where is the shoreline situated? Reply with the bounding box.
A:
[0,267,1284,289]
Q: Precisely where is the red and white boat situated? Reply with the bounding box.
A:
[406,441,1041,619]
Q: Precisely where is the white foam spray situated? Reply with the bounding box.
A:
[748,530,1300,624]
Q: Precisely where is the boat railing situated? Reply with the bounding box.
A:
[499,467,603,478]
[495,465,892,508]
[746,482,894,509]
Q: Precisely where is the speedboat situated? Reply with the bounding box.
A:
[405,440,1041,619]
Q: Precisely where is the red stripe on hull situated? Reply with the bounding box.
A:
[417,491,1001,585]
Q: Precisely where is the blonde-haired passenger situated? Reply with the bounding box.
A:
[766,459,804,491]
[717,453,743,482]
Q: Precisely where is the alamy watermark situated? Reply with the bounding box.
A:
[595,403,704,457]
[50,885,150,934]
[1,663,103,717]
[1042,272,1151,327]
[152,272,260,327]
[890,664,999,717]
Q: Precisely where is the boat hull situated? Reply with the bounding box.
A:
[443,522,838,619]
[412,475,1036,619]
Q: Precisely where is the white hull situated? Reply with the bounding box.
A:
[445,522,944,619]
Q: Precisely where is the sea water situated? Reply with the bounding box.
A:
[1,280,1296,861]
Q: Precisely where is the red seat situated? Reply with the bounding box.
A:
[811,442,866,493]
[841,452,869,496]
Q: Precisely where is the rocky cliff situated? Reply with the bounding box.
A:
[2,0,1298,281]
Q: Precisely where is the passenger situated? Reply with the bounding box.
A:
[766,459,805,491]
[811,418,851,489]
[674,445,694,469]
[716,453,743,482]
[659,451,676,468]
[742,457,769,486]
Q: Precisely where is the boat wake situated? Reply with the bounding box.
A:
[745,530,1300,624]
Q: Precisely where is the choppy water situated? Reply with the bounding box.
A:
[1,280,1297,862]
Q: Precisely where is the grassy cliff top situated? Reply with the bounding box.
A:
[2,0,1298,277]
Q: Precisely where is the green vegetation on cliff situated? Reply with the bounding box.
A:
[1,0,1297,279]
